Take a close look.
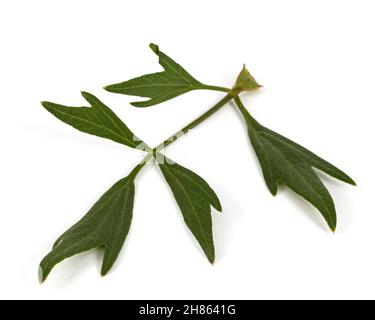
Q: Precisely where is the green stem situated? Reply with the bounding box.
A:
[203,85,231,93]
[133,93,234,173]
[156,93,233,150]
[233,95,247,113]
[233,95,260,129]
[128,163,147,178]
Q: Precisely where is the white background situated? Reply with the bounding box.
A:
[0,0,374,299]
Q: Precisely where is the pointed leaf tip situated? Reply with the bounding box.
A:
[38,265,45,283]
[39,262,52,283]
[347,177,357,186]
[80,90,89,96]
[101,264,110,277]
[149,43,159,54]
[40,101,49,108]
[208,253,215,265]
[80,91,94,101]
[327,219,337,233]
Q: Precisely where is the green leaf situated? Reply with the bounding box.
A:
[104,43,212,107]
[236,97,355,231]
[39,168,139,281]
[232,65,262,93]
[41,92,145,149]
[158,155,222,263]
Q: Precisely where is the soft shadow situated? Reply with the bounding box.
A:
[212,191,245,264]
[42,249,104,288]
[277,184,329,232]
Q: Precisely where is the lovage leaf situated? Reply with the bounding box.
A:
[235,97,355,231]
[41,92,144,149]
[158,155,222,263]
[104,43,212,107]
[39,167,139,281]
